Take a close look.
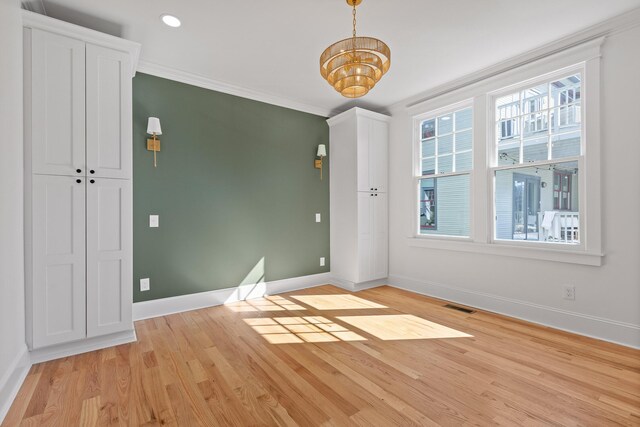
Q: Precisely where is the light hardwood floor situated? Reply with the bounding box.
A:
[3,285,639,426]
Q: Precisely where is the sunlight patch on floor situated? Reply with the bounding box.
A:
[336,314,473,341]
[290,294,387,310]
[225,296,306,312]
[244,316,367,344]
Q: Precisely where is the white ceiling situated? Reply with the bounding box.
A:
[38,0,640,116]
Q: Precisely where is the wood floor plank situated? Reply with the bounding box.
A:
[3,285,639,427]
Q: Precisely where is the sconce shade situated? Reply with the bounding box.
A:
[147,117,162,135]
[317,144,327,157]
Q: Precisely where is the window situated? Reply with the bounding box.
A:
[409,43,601,264]
[415,106,472,237]
[493,73,582,245]
[553,171,572,210]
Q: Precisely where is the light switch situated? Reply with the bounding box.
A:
[149,215,159,228]
[320,257,326,267]
[140,278,150,291]
[315,213,321,223]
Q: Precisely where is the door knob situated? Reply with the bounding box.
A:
[76,179,81,183]
[76,169,81,173]
[90,179,95,184]
[90,170,95,174]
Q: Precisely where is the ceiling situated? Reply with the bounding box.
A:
[31,0,640,116]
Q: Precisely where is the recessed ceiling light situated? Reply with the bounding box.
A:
[161,14,181,28]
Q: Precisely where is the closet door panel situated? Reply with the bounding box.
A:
[30,29,85,176]
[370,120,389,193]
[32,175,86,348]
[372,193,389,280]
[86,44,132,179]
[86,178,133,337]
[356,118,372,192]
[357,192,374,282]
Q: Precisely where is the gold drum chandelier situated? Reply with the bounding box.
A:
[320,0,390,98]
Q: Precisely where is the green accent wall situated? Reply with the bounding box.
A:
[132,73,329,302]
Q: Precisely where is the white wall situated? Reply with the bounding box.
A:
[388,25,640,348]
[0,0,29,420]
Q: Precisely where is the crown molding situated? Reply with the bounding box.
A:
[20,0,46,14]
[136,60,332,118]
[327,107,391,127]
[389,6,640,113]
[21,10,141,77]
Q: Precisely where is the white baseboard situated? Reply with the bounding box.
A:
[0,344,31,424]
[133,272,333,321]
[331,277,387,292]
[388,274,640,349]
[29,329,137,364]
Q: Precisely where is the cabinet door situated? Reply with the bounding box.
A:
[32,175,86,348]
[30,29,86,176]
[86,178,133,337]
[86,44,132,179]
[370,120,388,193]
[356,118,388,192]
[371,193,389,280]
[357,119,372,192]
[357,192,374,282]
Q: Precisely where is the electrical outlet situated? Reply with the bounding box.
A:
[149,215,159,228]
[320,257,325,267]
[562,285,575,300]
[140,278,150,292]
[315,213,321,223]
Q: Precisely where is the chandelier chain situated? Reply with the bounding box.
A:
[352,2,357,38]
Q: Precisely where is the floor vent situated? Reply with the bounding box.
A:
[443,304,475,314]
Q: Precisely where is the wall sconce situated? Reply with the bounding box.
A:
[146,117,162,167]
[315,144,327,180]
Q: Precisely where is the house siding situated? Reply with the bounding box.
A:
[421,174,470,237]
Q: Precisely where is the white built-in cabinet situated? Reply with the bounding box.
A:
[329,108,390,288]
[23,12,140,352]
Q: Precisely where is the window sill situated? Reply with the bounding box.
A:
[407,237,603,266]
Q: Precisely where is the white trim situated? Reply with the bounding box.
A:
[21,10,141,77]
[133,272,333,321]
[326,107,391,126]
[20,1,46,14]
[389,6,640,112]
[29,329,137,364]
[406,237,602,266]
[136,60,332,118]
[388,274,640,349]
[330,277,387,292]
[0,345,31,425]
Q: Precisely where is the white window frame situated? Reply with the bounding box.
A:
[488,65,585,251]
[407,37,603,266]
[412,100,474,240]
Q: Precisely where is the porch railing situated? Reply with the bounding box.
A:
[540,211,579,243]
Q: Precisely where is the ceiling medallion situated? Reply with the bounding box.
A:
[320,0,391,98]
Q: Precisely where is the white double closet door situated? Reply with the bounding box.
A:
[27,27,133,349]
[31,175,132,348]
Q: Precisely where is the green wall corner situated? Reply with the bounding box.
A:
[133,73,330,302]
